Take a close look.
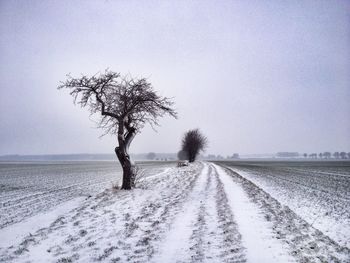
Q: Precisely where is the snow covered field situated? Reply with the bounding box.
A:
[218,160,350,249]
[1,161,349,262]
[0,161,172,229]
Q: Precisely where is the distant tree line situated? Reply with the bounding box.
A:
[276,152,299,158]
[203,153,240,160]
[303,152,350,159]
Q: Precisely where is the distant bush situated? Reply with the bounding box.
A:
[180,129,208,162]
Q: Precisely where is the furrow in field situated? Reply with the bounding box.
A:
[281,167,350,178]
[260,172,349,201]
[0,175,123,228]
[236,165,350,200]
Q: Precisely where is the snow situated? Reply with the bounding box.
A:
[214,164,295,263]
[0,197,84,248]
[139,167,172,181]
[1,161,349,262]
[0,161,173,229]
[154,164,209,262]
[226,165,350,249]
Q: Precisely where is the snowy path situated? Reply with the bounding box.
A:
[154,163,210,262]
[1,162,349,262]
[214,164,295,263]
[154,163,245,262]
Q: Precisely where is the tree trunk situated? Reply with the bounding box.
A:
[115,146,133,190]
[189,152,195,162]
[115,119,136,190]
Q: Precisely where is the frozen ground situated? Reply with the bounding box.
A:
[0,161,171,229]
[1,162,349,262]
[217,160,350,249]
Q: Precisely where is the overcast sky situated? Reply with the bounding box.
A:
[0,0,349,156]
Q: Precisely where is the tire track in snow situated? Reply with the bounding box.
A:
[153,163,210,262]
[213,163,296,263]
[190,163,246,262]
[187,165,212,262]
[153,163,246,263]
[212,165,246,262]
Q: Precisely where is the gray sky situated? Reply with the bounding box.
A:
[0,0,349,156]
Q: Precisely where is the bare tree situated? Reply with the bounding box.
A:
[58,70,177,189]
[181,129,208,162]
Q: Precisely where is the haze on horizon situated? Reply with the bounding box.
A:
[0,0,349,157]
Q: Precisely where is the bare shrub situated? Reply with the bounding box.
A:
[181,129,208,162]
